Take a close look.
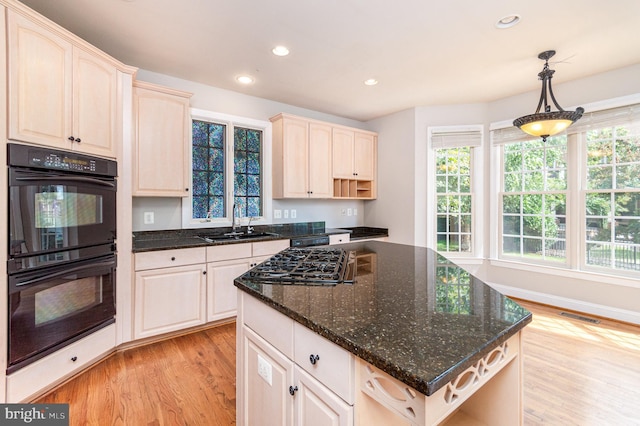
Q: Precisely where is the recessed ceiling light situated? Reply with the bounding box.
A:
[364,78,378,86]
[272,46,290,56]
[236,75,254,84]
[496,14,521,29]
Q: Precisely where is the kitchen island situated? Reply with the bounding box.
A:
[234,241,532,426]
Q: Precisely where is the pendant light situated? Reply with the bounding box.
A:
[513,50,584,141]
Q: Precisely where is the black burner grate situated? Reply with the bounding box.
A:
[244,247,355,285]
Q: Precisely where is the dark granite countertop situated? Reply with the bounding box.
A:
[234,241,532,396]
[132,221,358,252]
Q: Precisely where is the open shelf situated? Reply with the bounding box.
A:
[332,179,375,199]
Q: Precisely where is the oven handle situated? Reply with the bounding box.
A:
[14,174,116,188]
[14,258,116,287]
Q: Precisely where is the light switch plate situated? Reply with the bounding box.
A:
[274,209,282,219]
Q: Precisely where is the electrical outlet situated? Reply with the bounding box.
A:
[291,209,297,219]
[341,208,347,216]
[274,209,282,219]
[143,212,154,225]
[347,208,353,216]
[354,208,358,216]
[284,210,289,219]
[257,354,272,386]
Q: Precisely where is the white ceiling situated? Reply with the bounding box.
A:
[18,0,640,121]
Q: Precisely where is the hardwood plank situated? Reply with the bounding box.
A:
[34,304,640,425]
[515,299,640,426]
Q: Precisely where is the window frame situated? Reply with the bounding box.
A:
[182,108,272,229]
[427,125,483,259]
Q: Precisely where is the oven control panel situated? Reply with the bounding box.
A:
[8,143,117,177]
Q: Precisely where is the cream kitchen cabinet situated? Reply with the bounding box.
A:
[332,129,376,181]
[207,239,289,322]
[332,128,377,199]
[271,114,333,199]
[133,81,192,196]
[134,247,207,339]
[5,324,115,403]
[7,10,120,158]
[329,233,350,245]
[238,292,354,426]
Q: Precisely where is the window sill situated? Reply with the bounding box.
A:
[489,258,640,289]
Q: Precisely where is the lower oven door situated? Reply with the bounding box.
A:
[7,255,116,373]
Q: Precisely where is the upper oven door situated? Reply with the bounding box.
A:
[9,167,117,261]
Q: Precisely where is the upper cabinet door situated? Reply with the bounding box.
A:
[308,122,332,198]
[332,128,354,179]
[133,83,192,196]
[354,132,376,181]
[281,117,310,198]
[72,47,118,158]
[7,10,72,149]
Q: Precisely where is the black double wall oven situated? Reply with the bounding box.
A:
[7,143,117,373]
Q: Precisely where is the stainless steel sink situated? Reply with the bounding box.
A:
[197,232,279,243]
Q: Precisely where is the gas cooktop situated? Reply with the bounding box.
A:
[242,247,355,285]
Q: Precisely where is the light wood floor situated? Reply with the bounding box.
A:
[35,301,640,426]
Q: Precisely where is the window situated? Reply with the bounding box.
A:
[429,126,482,256]
[233,127,262,217]
[436,146,472,252]
[192,120,226,219]
[184,109,271,227]
[501,136,567,263]
[584,124,640,272]
[493,102,640,276]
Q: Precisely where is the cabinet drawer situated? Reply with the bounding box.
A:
[294,322,355,404]
[329,233,350,245]
[135,247,206,271]
[252,239,290,257]
[243,292,294,359]
[6,324,116,402]
[206,243,252,261]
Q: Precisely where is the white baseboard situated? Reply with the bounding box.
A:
[487,282,640,325]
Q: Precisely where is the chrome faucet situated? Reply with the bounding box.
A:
[246,216,255,234]
[231,204,239,232]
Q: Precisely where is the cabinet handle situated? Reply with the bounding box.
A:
[309,354,320,365]
[68,136,75,141]
[171,257,176,261]
[71,356,78,362]
[289,385,298,396]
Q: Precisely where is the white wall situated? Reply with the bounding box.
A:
[367,63,640,323]
[132,69,372,231]
[365,109,416,245]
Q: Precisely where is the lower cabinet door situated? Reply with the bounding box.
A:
[207,258,252,322]
[295,367,353,426]
[243,327,294,426]
[134,264,206,339]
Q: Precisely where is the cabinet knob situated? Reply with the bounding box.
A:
[185,188,189,192]
[68,136,75,141]
[203,271,207,275]
[289,385,298,396]
[75,138,81,143]
[171,257,176,261]
[309,354,320,365]
[71,356,78,362]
